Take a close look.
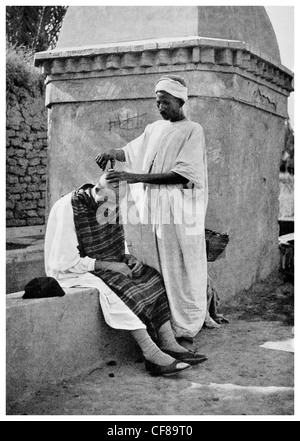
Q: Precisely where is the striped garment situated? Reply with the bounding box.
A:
[71,185,170,336]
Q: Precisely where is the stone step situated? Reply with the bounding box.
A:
[6,242,45,294]
[6,288,138,404]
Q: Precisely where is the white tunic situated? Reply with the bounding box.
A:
[44,192,146,331]
[121,119,208,338]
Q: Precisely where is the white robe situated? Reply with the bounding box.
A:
[121,119,208,338]
[44,192,146,331]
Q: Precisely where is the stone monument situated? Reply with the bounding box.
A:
[34,6,294,299]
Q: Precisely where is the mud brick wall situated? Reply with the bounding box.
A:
[6,89,48,227]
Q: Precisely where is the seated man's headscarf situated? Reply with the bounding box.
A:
[155,75,188,103]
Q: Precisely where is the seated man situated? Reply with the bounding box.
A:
[45,177,207,376]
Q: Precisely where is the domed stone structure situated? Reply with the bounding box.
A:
[56,6,280,62]
[35,6,293,300]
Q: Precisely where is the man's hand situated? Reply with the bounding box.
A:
[126,255,144,278]
[106,171,139,184]
[95,260,133,278]
[107,170,189,186]
[95,150,117,171]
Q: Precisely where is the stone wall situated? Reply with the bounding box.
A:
[6,88,48,227]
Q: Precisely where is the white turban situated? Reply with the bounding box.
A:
[155,77,188,103]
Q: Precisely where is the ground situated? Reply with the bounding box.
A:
[7,272,294,417]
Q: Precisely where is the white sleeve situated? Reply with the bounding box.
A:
[171,124,208,190]
[44,193,96,278]
[121,125,151,172]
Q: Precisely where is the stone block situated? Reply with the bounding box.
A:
[23,142,34,150]
[9,166,26,177]
[6,219,27,227]
[6,129,16,137]
[31,192,41,200]
[16,201,37,211]
[41,60,52,75]
[52,59,66,75]
[22,193,33,200]
[36,167,47,176]
[9,194,21,201]
[28,134,37,142]
[6,147,15,157]
[27,210,38,217]
[140,51,156,67]
[31,122,42,132]
[215,48,233,66]
[7,158,17,167]
[10,139,21,148]
[6,288,138,403]
[27,217,44,226]
[18,158,29,168]
[106,55,120,70]
[9,185,27,194]
[233,50,243,67]
[200,47,215,64]
[30,158,41,167]
[27,151,39,159]
[78,58,92,72]
[241,52,251,70]
[156,50,171,66]
[27,184,40,192]
[192,47,201,63]
[6,200,15,210]
[15,149,26,157]
[172,48,190,65]
[121,53,139,69]
[7,175,19,185]
[91,55,105,71]
[248,56,258,74]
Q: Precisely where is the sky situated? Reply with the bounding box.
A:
[264,5,294,127]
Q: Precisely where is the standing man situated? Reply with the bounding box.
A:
[96,75,208,349]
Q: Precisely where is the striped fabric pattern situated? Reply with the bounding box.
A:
[71,186,170,336]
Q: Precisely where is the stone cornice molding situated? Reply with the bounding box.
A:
[34,36,294,95]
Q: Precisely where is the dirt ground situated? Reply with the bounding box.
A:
[7,272,294,418]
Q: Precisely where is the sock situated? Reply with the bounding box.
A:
[131,329,175,367]
[158,321,189,353]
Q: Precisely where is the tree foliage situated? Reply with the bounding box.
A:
[6,42,44,99]
[6,6,68,53]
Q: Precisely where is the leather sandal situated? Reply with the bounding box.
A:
[145,359,191,377]
[161,350,207,365]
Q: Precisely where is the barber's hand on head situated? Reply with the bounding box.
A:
[95,150,116,171]
[95,260,133,279]
[127,255,144,279]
